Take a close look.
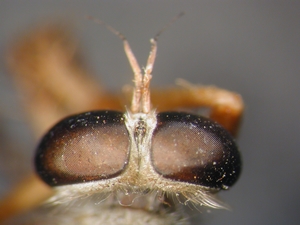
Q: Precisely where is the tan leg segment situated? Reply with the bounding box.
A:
[150,80,244,136]
[6,24,122,134]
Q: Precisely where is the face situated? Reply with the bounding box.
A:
[1,14,243,225]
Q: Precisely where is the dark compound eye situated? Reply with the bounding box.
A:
[35,111,130,186]
[151,112,241,189]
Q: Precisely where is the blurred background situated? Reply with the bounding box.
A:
[0,1,299,224]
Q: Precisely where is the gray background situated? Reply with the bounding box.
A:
[1,1,299,225]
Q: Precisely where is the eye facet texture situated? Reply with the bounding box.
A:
[35,111,130,186]
[151,112,241,189]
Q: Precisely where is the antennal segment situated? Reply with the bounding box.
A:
[87,12,184,114]
[142,12,185,113]
[86,16,143,113]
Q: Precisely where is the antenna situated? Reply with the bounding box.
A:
[86,12,184,113]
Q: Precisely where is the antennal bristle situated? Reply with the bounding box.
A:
[153,11,185,41]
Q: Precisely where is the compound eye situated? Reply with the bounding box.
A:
[151,112,241,189]
[35,111,129,186]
